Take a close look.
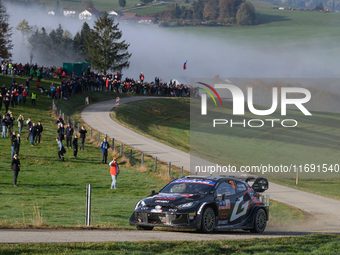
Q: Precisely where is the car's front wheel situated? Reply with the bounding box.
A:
[136,226,154,231]
[250,208,267,233]
[199,206,215,234]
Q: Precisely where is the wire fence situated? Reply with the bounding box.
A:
[52,100,185,179]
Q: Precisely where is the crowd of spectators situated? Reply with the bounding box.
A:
[1,61,199,101]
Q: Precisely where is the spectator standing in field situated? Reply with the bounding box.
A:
[11,131,17,159]
[55,116,64,127]
[79,126,87,150]
[25,79,30,93]
[30,122,37,146]
[1,114,7,138]
[65,123,74,149]
[26,117,32,140]
[30,67,34,80]
[56,137,66,161]
[31,91,37,105]
[4,97,10,113]
[72,134,78,157]
[57,123,65,142]
[12,154,20,187]
[16,133,21,155]
[100,137,110,164]
[35,121,43,144]
[22,89,27,104]
[0,93,3,112]
[17,115,24,134]
[109,158,120,189]
[7,113,14,137]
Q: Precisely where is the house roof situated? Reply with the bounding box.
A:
[87,8,101,15]
[63,8,76,11]
[122,13,137,17]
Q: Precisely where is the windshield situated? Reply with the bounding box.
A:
[160,179,215,195]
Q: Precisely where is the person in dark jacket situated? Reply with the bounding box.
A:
[56,137,66,161]
[12,154,20,187]
[26,117,32,140]
[30,122,37,146]
[16,133,21,155]
[57,123,65,142]
[65,123,74,149]
[7,113,14,137]
[11,131,17,159]
[4,97,10,113]
[100,137,110,164]
[79,126,87,150]
[55,116,64,127]
[35,121,43,144]
[72,134,78,157]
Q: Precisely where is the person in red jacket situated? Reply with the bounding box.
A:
[109,158,120,189]
[22,89,27,104]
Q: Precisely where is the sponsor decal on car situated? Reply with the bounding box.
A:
[171,179,215,186]
[151,205,163,213]
[155,200,170,203]
[219,199,231,210]
[217,220,229,225]
[154,194,177,200]
[220,213,228,219]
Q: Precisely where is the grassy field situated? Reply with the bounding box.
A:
[0,234,339,254]
[0,75,305,229]
[39,0,142,13]
[111,98,340,198]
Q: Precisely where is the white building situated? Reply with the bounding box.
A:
[63,8,76,17]
[79,8,101,20]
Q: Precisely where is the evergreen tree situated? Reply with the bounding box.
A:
[84,12,131,75]
[0,0,12,60]
[74,22,91,58]
[119,0,126,8]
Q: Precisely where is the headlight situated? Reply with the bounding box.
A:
[135,200,146,210]
[177,201,197,209]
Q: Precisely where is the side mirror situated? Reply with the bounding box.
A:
[151,190,155,195]
[221,194,225,201]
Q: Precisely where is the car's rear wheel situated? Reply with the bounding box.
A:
[250,208,267,233]
[136,226,154,231]
[199,207,215,234]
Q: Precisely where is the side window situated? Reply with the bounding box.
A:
[216,181,236,196]
[236,182,247,193]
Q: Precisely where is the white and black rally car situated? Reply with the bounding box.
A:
[129,175,269,233]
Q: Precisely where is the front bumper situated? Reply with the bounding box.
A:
[129,210,202,229]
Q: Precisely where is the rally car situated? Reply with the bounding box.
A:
[129,175,269,233]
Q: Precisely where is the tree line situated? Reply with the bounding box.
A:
[14,13,131,75]
[155,0,257,25]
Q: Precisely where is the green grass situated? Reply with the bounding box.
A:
[270,178,340,200]
[0,234,339,254]
[0,75,173,228]
[111,98,340,197]
[111,98,190,153]
[0,75,307,229]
